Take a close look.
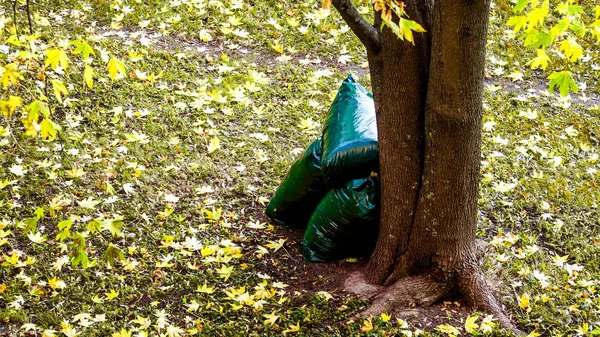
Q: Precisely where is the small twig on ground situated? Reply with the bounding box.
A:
[9,129,26,155]
[281,245,297,262]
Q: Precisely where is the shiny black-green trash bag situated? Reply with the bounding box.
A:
[266,138,327,228]
[302,177,379,262]
[321,75,378,187]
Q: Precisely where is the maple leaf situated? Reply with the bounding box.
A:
[518,293,531,311]
[39,118,58,141]
[48,277,66,290]
[26,100,50,121]
[216,264,234,280]
[42,330,58,337]
[207,136,221,153]
[77,197,101,209]
[263,312,279,325]
[479,315,496,333]
[27,231,47,244]
[71,40,95,59]
[196,282,215,294]
[9,164,27,176]
[105,289,119,300]
[202,207,222,223]
[112,328,132,337]
[559,36,583,62]
[360,317,373,332]
[547,70,578,97]
[246,221,267,229]
[83,66,94,88]
[316,291,333,301]
[283,322,300,334]
[186,300,200,313]
[465,315,479,333]
[530,49,550,70]
[61,325,81,337]
[1,96,23,117]
[398,18,426,44]
[507,15,528,32]
[44,49,70,70]
[65,167,85,179]
[104,244,125,265]
[436,323,460,336]
[1,64,22,88]
[527,1,549,29]
[107,56,126,80]
[101,217,125,237]
[201,246,216,257]
[265,239,286,252]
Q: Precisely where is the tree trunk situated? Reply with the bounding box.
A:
[365,0,432,286]
[365,0,489,287]
[332,0,522,333]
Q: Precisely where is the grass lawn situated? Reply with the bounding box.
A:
[0,0,599,336]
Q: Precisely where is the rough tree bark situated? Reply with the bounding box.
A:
[332,0,523,333]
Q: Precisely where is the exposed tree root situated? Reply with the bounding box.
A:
[475,238,488,261]
[458,266,526,336]
[343,271,383,300]
[350,273,452,317]
[346,266,525,336]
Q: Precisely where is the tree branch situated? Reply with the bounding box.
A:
[332,0,381,53]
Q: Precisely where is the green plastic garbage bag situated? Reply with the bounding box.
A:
[266,138,327,228]
[302,177,379,262]
[321,75,378,187]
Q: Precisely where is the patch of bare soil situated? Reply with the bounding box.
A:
[251,221,475,332]
[252,215,522,333]
[256,224,367,295]
[98,27,369,77]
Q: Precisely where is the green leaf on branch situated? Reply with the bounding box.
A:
[527,1,549,29]
[56,219,73,242]
[1,63,22,88]
[71,39,95,60]
[530,49,550,70]
[513,0,531,12]
[87,219,102,234]
[507,15,528,32]
[556,3,583,17]
[559,36,583,62]
[40,118,58,141]
[523,28,539,46]
[534,31,553,49]
[550,18,571,39]
[51,79,69,103]
[399,18,426,45]
[26,100,49,121]
[44,49,70,70]
[547,70,578,97]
